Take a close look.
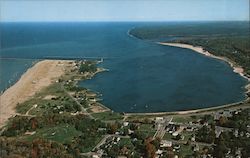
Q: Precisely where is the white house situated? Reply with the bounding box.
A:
[160,140,172,148]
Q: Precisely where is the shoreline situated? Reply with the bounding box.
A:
[0,59,37,95]
[124,100,249,116]
[0,60,70,128]
[158,42,250,95]
[1,52,249,123]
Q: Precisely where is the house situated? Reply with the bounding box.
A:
[115,137,121,142]
[215,126,224,138]
[193,144,199,152]
[186,126,194,132]
[155,149,163,155]
[246,132,250,138]
[123,122,129,127]
[234,129,239,137]
[92,155,100,158]
[128,129,134,135]
[191,135,196,142]
[173,144,181,150]
[115,132,120,135]
[155,117,164,122]
[98,128,106,131]
[172,132,179,137]
[160,140,172,148]
[214,112,221,120]
[89,98,97,102]
[166,123,175,133]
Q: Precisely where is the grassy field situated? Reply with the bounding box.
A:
[119,138,135,149]
[24,124,81,144]
[16,83,81,115]
[92,111,124,120]
[139,124,154,131]
[178,144,193,157]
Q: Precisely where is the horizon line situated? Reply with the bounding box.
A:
[0,20,249,23]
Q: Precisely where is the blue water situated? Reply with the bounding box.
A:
[0,59,34,92]
[0,22,247,112]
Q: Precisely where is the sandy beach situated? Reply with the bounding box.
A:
[159,43,244,74]
[159,42,250,92]
[0,60,69,128]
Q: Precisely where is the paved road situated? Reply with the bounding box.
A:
[93,135,112,151]
[170,139,214,147]
[92,134,130,151]
[61,83,94,119]
[153,116,173,139]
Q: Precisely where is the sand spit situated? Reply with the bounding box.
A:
[0,60,70,128]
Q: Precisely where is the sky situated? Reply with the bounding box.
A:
[0,0,249,22]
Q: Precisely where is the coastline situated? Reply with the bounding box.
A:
[158,42,250,95]
[125,100,248,117]
[0,60,70,128]
[1,46,249,123]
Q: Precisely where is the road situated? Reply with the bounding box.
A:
[92,135,112,151]
[153,116,173,139]
[61,83,95,119]
[170,139,214,147]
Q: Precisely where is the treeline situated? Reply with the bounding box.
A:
[1,113,106,157]
[0,137,73,158]
[130,22,250,76]
[2,113,104,137]
[176,37,250,75]
[129,22,249,40]
[78,61,97,73]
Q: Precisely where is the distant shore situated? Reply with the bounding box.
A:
[158,42,250,95]
[0,60,70,128]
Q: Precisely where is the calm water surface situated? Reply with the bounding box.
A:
[0,22,247,112]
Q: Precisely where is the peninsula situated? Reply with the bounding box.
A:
[0,60,70,128]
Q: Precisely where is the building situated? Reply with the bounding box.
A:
[160,140,172,148]
[123,122,129,127]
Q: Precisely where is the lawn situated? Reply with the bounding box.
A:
[16,83,82,115]
[118,138,135,149]
[139,124,154,131]
[172,115,203,123]
[181,131,193,141]
[163,132,173,140]
[24,124,81,144]
[16,83,66,114]
[177,144,193,157]
[92,111,123,120]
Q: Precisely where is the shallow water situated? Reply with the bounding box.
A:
[0,22,247,112]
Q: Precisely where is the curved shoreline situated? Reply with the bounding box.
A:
[124,41,250,116]
[158,42,250,94]
[1,43,249,121]
[124,100,248,116]
[83,41,250,116]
